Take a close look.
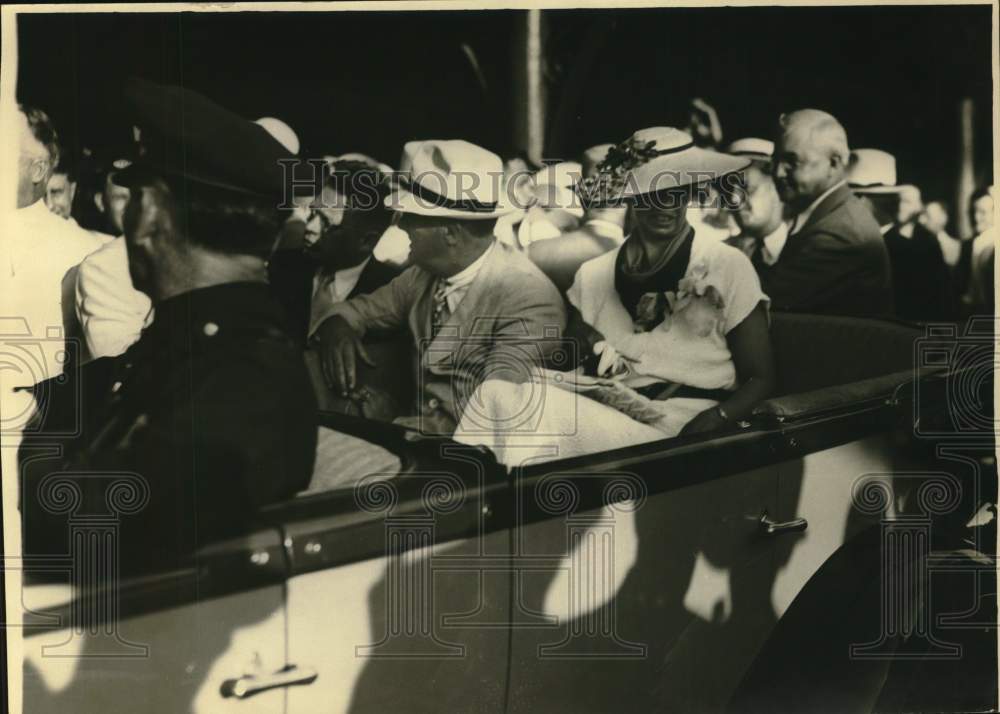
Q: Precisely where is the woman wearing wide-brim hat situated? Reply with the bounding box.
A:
[453,128,777,466]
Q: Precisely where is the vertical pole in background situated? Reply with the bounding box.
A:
[956,98,975,239]
[513,10,546,165]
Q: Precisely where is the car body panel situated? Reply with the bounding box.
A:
[17,315,963,713]
[19,528,289,714]
[285,531,511,714]
[772,433,897,615]
[21,582,287,714]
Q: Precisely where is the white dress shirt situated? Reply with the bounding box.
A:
[788,180,846,236]
[758,221,790,265]
[2,199,104,384]
[312,257,371,305]
[437,239,496,313]
[308,257,371,337]
[729,221,789,266]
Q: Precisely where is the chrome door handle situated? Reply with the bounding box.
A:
[758,510,808,537]
[220,664,318,699]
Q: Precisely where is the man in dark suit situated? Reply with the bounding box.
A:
[763,109,893,317]
[848,149,955,322]
[268,160,401,348]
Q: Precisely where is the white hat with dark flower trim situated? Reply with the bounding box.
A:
[579,128,749,205]
[623,128,750,198]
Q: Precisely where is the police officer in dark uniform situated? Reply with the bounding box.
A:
[19,78,317,575]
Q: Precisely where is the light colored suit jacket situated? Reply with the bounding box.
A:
[328,240,567,426]
[1,200,104,385]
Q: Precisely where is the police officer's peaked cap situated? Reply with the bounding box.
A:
[114,77,296,200]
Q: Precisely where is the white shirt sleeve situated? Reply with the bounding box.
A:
[715,246,769,334]
[76,238,153,358]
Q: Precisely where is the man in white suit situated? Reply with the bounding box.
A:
[3,105,103,384]
[316,139,567,434]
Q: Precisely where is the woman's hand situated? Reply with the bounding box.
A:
[679,406,728,436]
[592,340,634,379]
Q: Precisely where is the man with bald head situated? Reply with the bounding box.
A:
[763,109,892,316]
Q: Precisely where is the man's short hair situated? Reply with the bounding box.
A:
[778,109,850,164]
[19,103,60,167]
[156,177,283,259]
[53,154,78,183]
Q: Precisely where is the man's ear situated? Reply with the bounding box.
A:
[29,158,50,185]
[443,222,462,246]
[130,187,171,253]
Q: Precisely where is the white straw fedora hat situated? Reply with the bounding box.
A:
[388,139,515,220]
[579,127,749,205]
[848,148,912,194]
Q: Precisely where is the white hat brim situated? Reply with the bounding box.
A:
[387,186,518,220]
[622,148,750,198]
[851,184,911,195]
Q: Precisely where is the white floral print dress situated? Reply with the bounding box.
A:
[454,231,769,468]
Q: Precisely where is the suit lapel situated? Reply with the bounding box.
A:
[798,183,852,236]
[421,242,504,370]
[268,251,316,346]
[349,258,378,300]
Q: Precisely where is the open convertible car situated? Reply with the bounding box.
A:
[15,313,997,713]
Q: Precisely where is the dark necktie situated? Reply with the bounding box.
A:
[750,239,767,271]
[431,279,450,337]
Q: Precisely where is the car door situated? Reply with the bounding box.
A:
[771,433,896,617]
[20,527,289,714]
[273,419,512,714]
[503,427,799,714]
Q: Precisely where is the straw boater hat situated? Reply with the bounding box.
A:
[254,117,300,156]
[848,149,914,194]
[725,137,774,162]
[388,139,516,219]
[578,127,750,205]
